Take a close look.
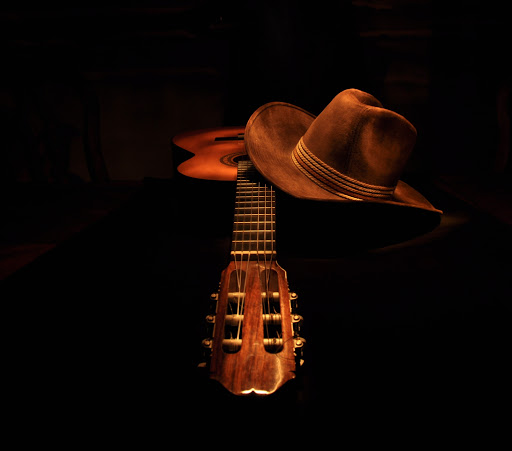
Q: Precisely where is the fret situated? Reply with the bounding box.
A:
[234,211,274,216]
[232,235,274,243]
[232,231,274,239]
[233,218,274,224]
[232,212,274,217]
[232,236,274,244]
[234,213,274,218]
[234,193,272,198]
[232,242,274,248]
[235,197,274,201]
[234,205,275,210]
[236,195,270,198]
[236,187,272,191]
[233,221,275,225]
[232,240,274,244]
[232,244,275,252]
[235,202,275,208]
[231,250,276,256]
[233,239,275,245]
[236,202,276,208]
[233,220,273,224]
[234,215,274,219]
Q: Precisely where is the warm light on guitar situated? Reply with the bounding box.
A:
[173,127,305,396]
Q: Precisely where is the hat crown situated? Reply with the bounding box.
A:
[302,89,417,191]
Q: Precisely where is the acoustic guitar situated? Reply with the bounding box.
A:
[173,126,305,396]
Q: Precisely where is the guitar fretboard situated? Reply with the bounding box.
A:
[231,160,276,260]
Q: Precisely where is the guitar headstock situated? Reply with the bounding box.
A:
[201,260,304,395]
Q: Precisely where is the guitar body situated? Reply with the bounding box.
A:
[173,126,304,396]
[173,126,246,181]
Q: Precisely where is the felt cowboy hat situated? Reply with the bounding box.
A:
[244,88,442,215]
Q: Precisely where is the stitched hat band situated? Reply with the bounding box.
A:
[292,137,395,200]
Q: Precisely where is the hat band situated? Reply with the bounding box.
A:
[292,137,395,200]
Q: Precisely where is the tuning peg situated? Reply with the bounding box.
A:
[294,337,305,348]
[294,336,306,368]
[292,314,303,324]
[290,291,298,310]
[199,337,213,369]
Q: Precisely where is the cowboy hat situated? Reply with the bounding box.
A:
[244,89,442,215]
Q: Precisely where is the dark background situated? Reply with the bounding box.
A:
[1,0,510,184]
[1,0,511,439]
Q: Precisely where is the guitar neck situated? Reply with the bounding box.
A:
[231,160,276,261]
[174,126,304,396]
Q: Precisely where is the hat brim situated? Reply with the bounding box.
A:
[245,102,442,215]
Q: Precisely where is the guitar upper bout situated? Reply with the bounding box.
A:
[173,126,246,181]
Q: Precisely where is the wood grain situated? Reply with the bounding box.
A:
[210,260,296,395]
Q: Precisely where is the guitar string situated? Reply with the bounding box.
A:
[263,177,272,344]
[270,184,278,346]
[241,162,254,342]
[232,161,278,348]
[259,174,266,340]
[233,161,245,344]
[257,170,267,342]
[250,164,269,345]
[236,160,252,343]
[269,185,276,342]
[240,161,267,345]
[258,163,276,348]
[230,160,294,359]
[253,163,275,347]
[233,162,244,344]
[234,162,244,341]
[235,163,247,342]
[231,166,238,331]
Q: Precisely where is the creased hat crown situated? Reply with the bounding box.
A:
[244,88,441,215]
[298,89,417,197]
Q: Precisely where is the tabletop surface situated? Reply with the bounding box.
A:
[3,176,511,430]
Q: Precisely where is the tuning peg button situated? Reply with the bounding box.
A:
[294,337,305,348]
[290,292,298,310]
